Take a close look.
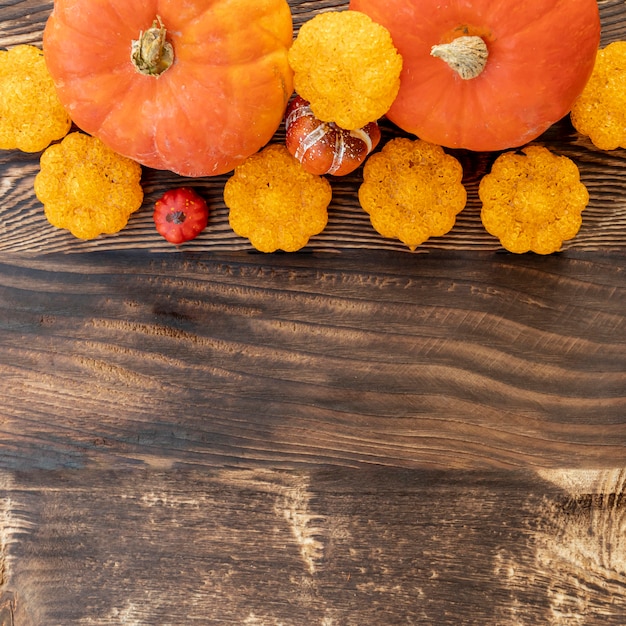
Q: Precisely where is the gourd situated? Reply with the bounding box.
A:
[35,132,144,240]
[153,187,210,244]
[349,0,601,152]
[285,96,381,176]
[43,0,294,177]
[223,144,332,253]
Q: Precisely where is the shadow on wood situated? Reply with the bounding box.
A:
[0,251,624,471]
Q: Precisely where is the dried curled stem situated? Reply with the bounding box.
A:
[131,16,174,76]
[431,35,488,80]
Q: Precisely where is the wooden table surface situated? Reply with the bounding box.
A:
[1,1,625,624]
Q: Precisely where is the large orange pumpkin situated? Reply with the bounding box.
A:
[43,0,294,177]
[349,0,601,152]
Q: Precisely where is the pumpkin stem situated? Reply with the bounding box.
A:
[131,16,174,76]
[430,35,488,80]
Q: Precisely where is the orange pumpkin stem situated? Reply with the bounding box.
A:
[131,16,174,76]
[431,35,488,80]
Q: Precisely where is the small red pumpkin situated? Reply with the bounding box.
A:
[285,96,381,176]
[43,0,294,177]
[153,187,209,244]
[349,0,601,151]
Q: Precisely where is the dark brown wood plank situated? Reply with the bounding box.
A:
[1,467,626,625]
[1,251,624,471]
[0,2,624,624]
[0,1,625,254]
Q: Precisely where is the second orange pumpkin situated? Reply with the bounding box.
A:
[349,0,601,151]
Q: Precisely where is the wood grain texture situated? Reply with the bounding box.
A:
[1,467,626,625]
[0,0,624,254]
[1,251,624,471]
[0,2,626,624]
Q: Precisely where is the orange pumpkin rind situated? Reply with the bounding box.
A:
[358,138,466,250]
[43,0,294,177]
[350,0,601,152]
[35,132,144,240]
[224,144,332,253]
[0,45,71,153]
[571,41,626,151]
[287,10,402,130]
[479,146,589,254]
